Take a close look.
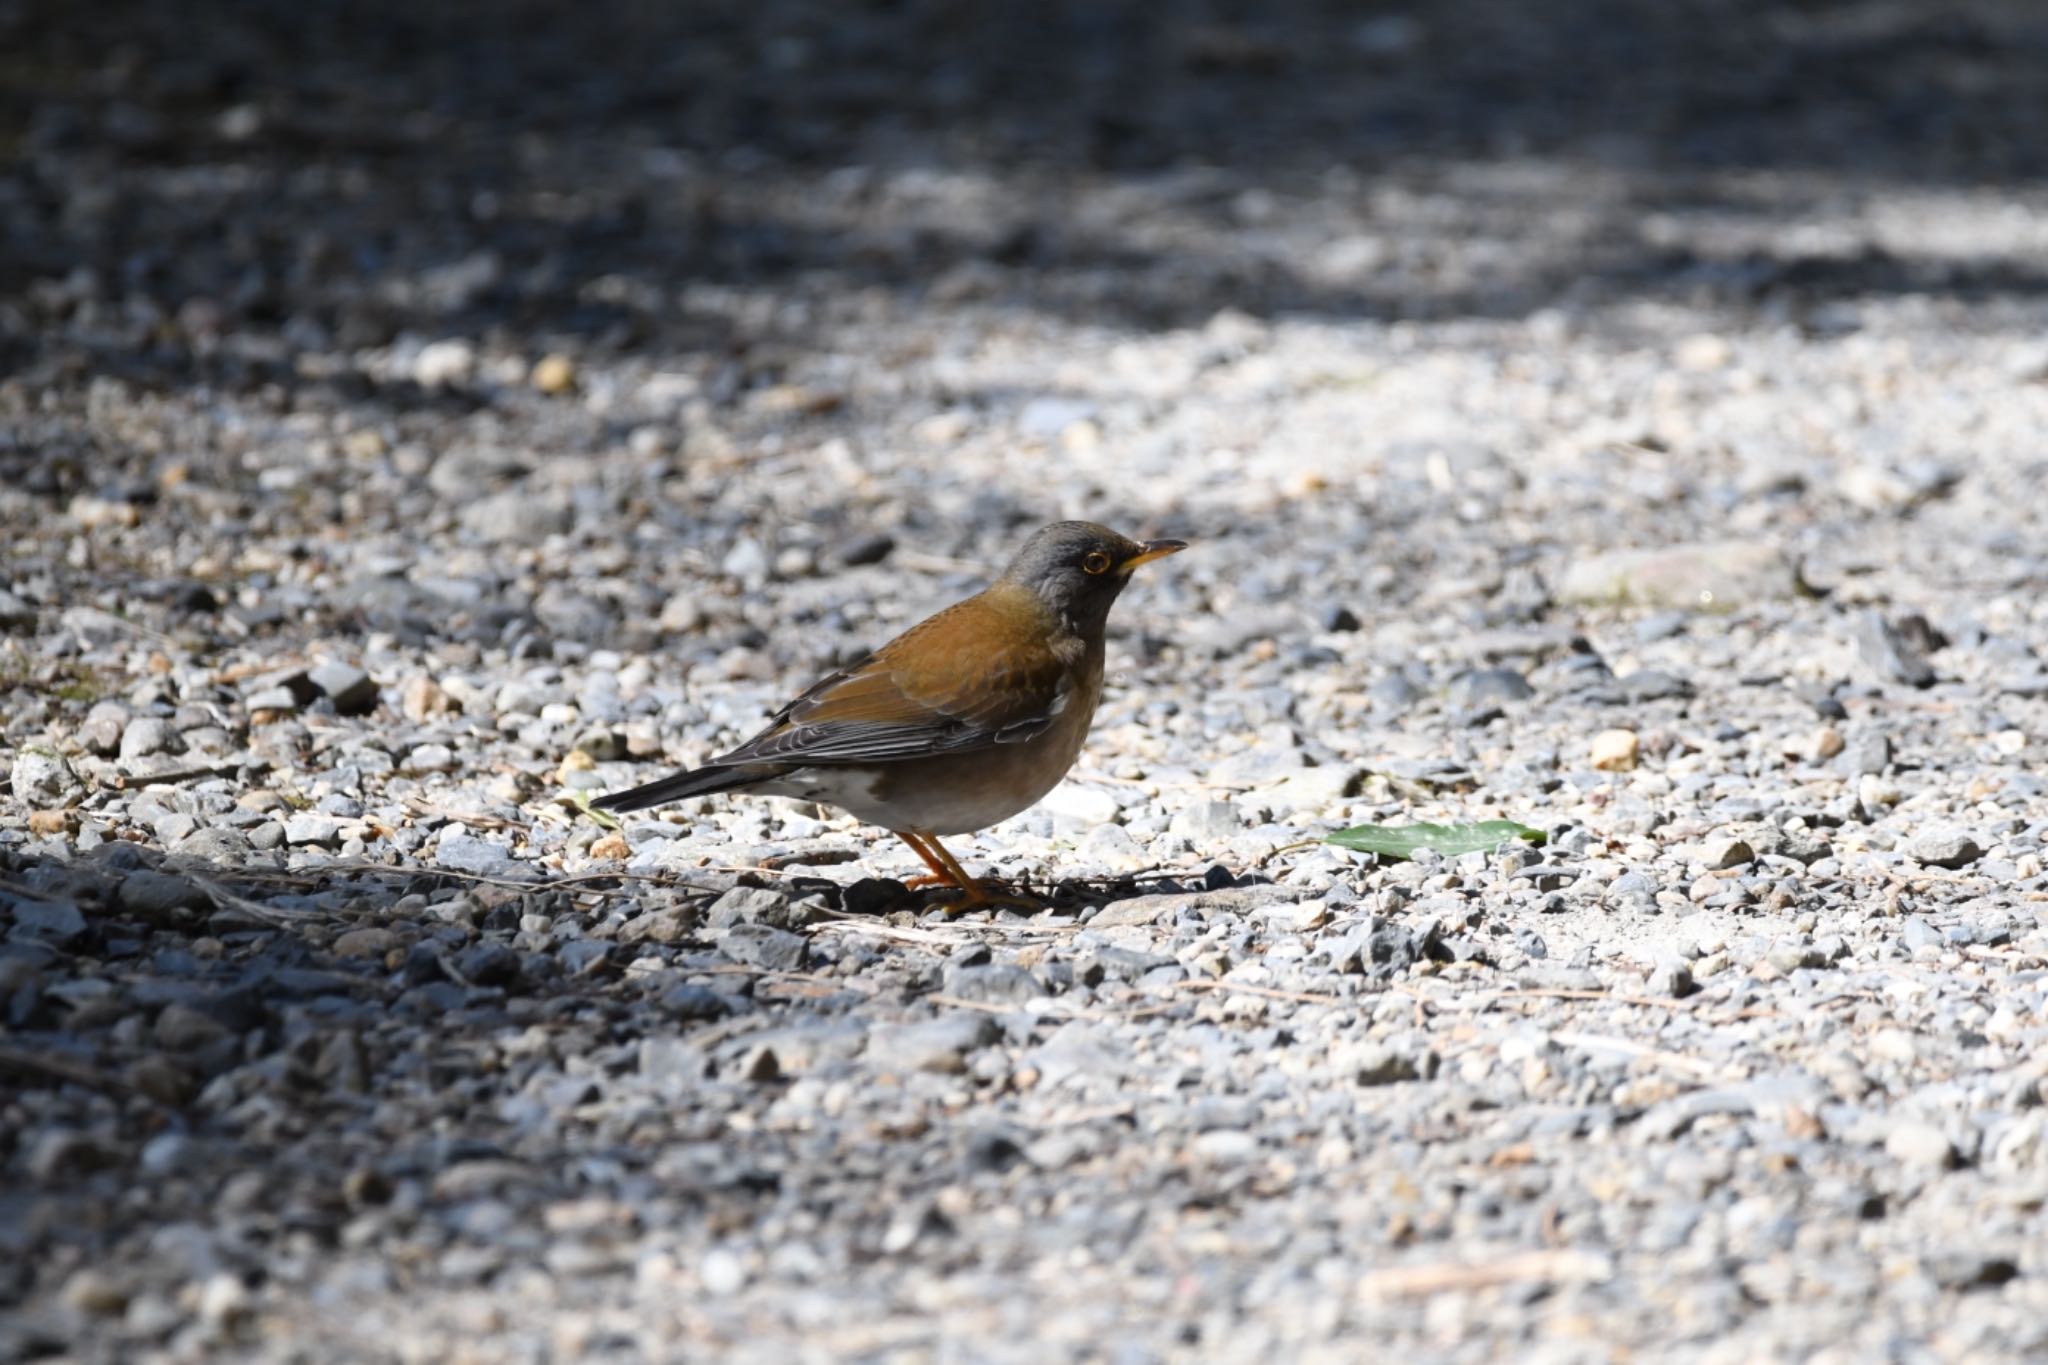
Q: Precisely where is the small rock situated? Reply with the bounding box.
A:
[530,353,577,394]
[588,832,631,860]
[866,1013,1001,1075]
[1924,1252,2020,1292]
[119,716,175,760]
[1853,610,1936,688]
[1589,728,1640,772]
[118,871,204,921]
[1835,732,1891,778]
[944,964,1047,1006]
[659,984,731,1020]
[27,809,73,837]
[399,676,453,720]
[718,923,807,972]
[12,899,87,944]
[1908,831,1982,870]
[333,926,398,958]
[60,1268,130,1316]
[1449,667,1534,707]
[1340,1041,1423,1086]
[1042,782,1122,828]
[436,833,521,878]
[1809,726,1846,761]
[836,534,896,567]
[1766,942,1830,973]
[284,814,343,847]
[619,906,697,946]
[405,743,457,773]
[1170,799,1241,841]
[309,662,379,715]
[154,1002,230,1051]
[707,886,791,929]
[1885,1120,1957,1169]
[1320,604,1363,633]
[841,878,910,916]
[413,338,476,387]
[462,489,571,544]
[1645,961,1697,998]
[455,942,521,987]
[11,750,82,805]
[1557,541,1797,611]
[1699,837,1755,870]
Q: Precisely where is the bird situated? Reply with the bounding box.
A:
[593,521,1186,909]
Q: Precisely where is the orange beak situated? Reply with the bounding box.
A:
[1118,538,1188,573]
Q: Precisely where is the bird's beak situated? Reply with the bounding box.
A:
[1118,538,1188,572]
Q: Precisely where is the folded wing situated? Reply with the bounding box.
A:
[716,595,1071,767]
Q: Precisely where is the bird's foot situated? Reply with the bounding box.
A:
[929,879,1042,916]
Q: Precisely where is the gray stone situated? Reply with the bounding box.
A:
[1835,732,1892,778]
[1853,610,1936,688]
[1170,799,1242,841]
[718,923,807,972]
[462,489,572,543]
[154,1002,231,1051]
[285,814,344,847]
[1908,831,1982,870]
[942,963,1047,1006]
[1557,541,1798,610]
[1646,961,1696,998]
[118,871,205,921]
[309,662,379,715]
[866,1013,1001,1075]
[436,833,521,877]
[1448,667,1534,707]
[11,750,82,805]
[12,898,88,944]
[119,716,175,759]
[707,886,791,929]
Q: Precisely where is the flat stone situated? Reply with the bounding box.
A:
[436,833,521,877]
[707,886,791,929]
[285,814,343,846]
[1557,540,1798,611]
[718,923,807,972]
[332,926,398,958]
[866,1013,1001,1075]
[1908,831,1982,870]
[117,871,204,921]
[11,898,88,944]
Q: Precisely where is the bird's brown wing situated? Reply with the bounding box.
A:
[714,590,1076,767]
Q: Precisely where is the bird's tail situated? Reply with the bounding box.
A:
[591,762,790,814]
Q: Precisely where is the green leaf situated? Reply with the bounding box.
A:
[565,788,622,831]
[1323,819,1545,861]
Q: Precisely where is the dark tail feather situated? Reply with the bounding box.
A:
[591,763,790,813]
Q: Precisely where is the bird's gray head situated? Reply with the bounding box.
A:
[997,521,1187,633]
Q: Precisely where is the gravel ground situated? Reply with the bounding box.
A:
[8,1,2048,1361]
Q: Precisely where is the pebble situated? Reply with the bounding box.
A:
[864,1014,1000,1075]
[1589,728,1640,771]
[1907,832,1982,870]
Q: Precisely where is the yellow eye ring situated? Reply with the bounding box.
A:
[1082,550,1113,575]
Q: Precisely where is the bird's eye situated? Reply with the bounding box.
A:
[1082,550,1113,575]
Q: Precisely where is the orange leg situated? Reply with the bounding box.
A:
[894,831,958,889]
[904,830,1040,915]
